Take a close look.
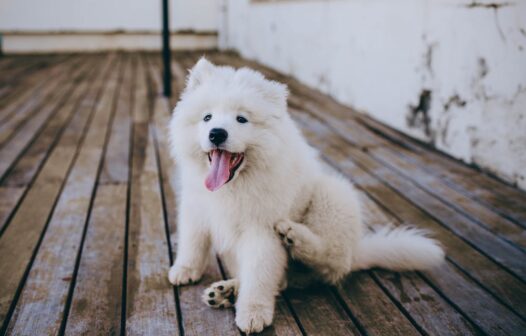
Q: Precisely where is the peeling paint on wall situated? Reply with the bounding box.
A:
[407,89,433,140]
[464,2,513,10]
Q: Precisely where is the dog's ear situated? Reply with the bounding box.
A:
[262,81,289,108]
[186,57,215,91]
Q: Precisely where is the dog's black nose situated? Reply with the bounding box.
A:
[209,128,228,145]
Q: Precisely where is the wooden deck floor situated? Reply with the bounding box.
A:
[0,52,525,335]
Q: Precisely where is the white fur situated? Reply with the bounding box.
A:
[167,57,445,333]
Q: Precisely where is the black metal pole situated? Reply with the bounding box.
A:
[162,0,172,96]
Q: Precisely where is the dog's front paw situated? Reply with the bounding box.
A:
[168,264,202,285]
[274,220,297,247]
[235,303,274,334]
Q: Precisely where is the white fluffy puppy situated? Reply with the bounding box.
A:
[167,58,444,333]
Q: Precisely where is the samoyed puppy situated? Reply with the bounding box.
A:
[167,58,444,333]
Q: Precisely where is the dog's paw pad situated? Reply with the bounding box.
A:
[202,279,238,309]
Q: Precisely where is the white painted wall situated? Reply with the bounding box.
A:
[220,0,526,189]
[0,0,219,32]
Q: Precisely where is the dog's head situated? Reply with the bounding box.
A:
[170,57,289,192]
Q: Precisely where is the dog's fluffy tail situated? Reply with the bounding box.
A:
[352,226,445,271]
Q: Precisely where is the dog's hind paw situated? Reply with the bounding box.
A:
[274,220,296,247]
[202,279,239,308]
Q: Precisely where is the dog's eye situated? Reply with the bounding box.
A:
[236,116,248,124]
[203,114,212,122]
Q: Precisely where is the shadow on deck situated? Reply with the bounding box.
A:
[0,52,525,335]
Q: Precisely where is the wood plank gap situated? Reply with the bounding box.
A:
[59,54,126,335]
[0,55,95,235]
[0,55,90,182]
[4,53,119,335]
[0,54,115,333]
[0,55,79,141]
[0,55,72,121]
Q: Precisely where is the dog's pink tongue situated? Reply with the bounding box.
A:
[205,150,232,191]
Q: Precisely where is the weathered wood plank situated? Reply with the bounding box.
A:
[0,57,94,188]
[359,197,480,335]
[125,54,180,335]
[0,55,70,117]
[0,54,113,333]
[0,56,89,180]
[0,56,78,144]
[0,56,50,89]
[4,54,120,335]
[369,146,526,249]
[354,114,526,226]
[0,57,20,72]
[64,184,127,335]
[0,187,24,233]
[99,54,133,185]
[125,125,180,335]
[285,287,360,336]
[336,273,422,336]
[64,53,131,335]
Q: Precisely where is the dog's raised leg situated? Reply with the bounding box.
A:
[234,229,287,334]
[168,201,211,285]
[274,219,326,264]
[274,219,351,283]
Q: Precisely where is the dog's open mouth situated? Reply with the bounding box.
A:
[205,149,244,191]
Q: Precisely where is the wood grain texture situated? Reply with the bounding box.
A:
[125,55,179,335]
[99,54,133,185]
[64,54,131,336]
[335,273,422,336]
[1,56,91,187]
[0,56,89,180]
[0,54,113,333]
[0,55,70,120]
[285,286,360,336]
[0,187,24,233]
[354,114,526,226]
[4,54,120,335]
[360,196,480,335]
[0,56,77,146]
[64,184,127,336]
